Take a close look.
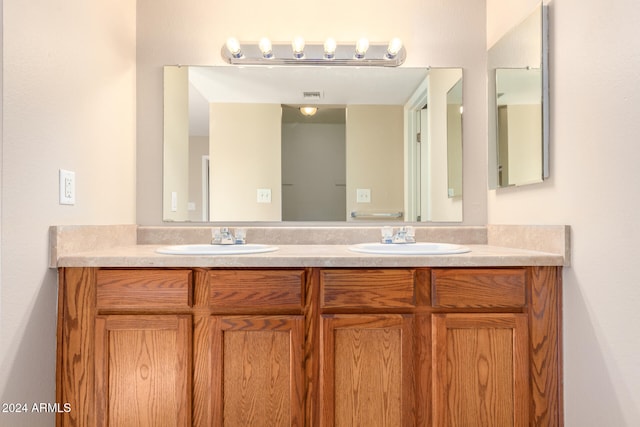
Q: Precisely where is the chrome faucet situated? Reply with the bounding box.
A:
[211,227,246,245]
[380,226,416,244]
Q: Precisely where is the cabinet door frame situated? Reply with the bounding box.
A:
[94,314,192,427]
[320,314,415,427]
[432,313,529,427]
[209,315,305,427]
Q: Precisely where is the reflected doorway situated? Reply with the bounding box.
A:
[281,106,346,221]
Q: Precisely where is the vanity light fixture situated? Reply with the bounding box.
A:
[300,107,318,117]
[221,37,406,66]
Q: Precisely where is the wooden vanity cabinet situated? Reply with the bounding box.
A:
[318,269,417,427]
[193,269,307,427]
[56,265,562,427]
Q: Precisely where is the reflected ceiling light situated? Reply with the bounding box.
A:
[258,37,273,59]
[225,37,243,59]
[324,38,337,59]
[354,38,369,59]
[300,107,318,116]
[221,37,406,66]
[386,38,403,59]
[292,36,305,59]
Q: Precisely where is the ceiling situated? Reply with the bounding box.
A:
[186,66,429,136]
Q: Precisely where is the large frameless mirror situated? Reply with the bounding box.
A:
[163,66,463,222]
[488,2,549,189]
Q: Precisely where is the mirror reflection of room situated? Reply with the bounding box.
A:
[163,66,463,223]
[487,2,548,189]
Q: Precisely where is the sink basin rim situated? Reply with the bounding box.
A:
[348,242,471,255]
[156,243,279,255]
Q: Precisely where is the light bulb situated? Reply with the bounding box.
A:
[226,37,242,58]
[259,37,273,59]
[300,107,317,116]
[292,36,305,59]
[386,38,403,59]
[355,38,369,59]
[324,38,337,59]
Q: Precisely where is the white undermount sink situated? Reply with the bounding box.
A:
[156,244,279,255]
[348,242,470,255]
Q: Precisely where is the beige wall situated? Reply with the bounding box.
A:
[505,104,542,185]
[488,0,640,425]
[209,103,281,221]
[1,0,137,425]
[426,70,464,221]
[188,136,208,221]
[136,0,488,225]
[346,105,404,218]
[163,66,190,220]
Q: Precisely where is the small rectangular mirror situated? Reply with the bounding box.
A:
[488,2,549,189]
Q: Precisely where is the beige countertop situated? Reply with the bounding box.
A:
[50,224,570,268]
[54,243,564,268]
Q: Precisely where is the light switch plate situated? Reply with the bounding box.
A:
[59,169,75,205]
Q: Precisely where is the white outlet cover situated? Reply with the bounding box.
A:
[257,188,272,203]
[59,169,75,205]
[356,188,371,203]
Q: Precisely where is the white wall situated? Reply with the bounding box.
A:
[0,1,137,426]
[136,0,488,226]
[488,0,640,425]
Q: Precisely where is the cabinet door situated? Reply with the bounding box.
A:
[94,315,192,427]
[210,315,305,427]
[432,313,529,427]
[320,315,414,427]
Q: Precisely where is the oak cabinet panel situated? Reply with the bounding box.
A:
[432,268,526,308]
[208,270,305,312]
[320,315,414,427]
[94,315,192,427]
[320,269,415,310]
[96,269,192,310]
[432,313,529,427]
[209,315,305,427]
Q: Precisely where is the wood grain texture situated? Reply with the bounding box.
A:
[192,269,213,427]
[321,269,416,310]
[304,268,320,427]
[211,315,305,427]
[320,315,415,427]
[432,313,529,427]
[414,313,432,426]
[528,266,563,426]
[96,269,192,309]
[57,267,96,427]
[415,269,432,307]
[208,270,305,312]
[94,315,192,427]
[432,268,526,308]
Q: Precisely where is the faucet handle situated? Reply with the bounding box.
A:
[211,227,221,244]
[234,228,246,244]
[381,226,394,244]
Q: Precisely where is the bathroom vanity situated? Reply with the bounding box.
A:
[52,226,566,427]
